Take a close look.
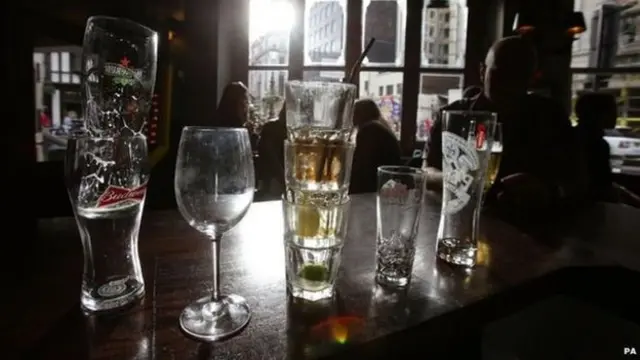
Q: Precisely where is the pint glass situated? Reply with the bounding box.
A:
[65,135,149,311]
[82,16,158,137]
[436,111,497,267]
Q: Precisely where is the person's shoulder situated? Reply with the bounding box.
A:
[357,121,397,142]
[526,93,566,113]
[440,98,471,111]
[358,121,387,136]
[261,119,285,135]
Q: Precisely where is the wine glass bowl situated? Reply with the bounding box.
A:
[174,127,255,341]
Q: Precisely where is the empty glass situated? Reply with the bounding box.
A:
[376,166,426,287]
[437,110,497,267]
[174,127,255,341]
[65,134,149,312]
[82,16,158,137]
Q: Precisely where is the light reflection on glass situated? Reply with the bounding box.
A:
[476,235,491,267]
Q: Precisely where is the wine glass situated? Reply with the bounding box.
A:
[174,127,255,341]
[485,122,503,192]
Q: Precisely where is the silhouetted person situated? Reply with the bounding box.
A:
[462,85,482,98]
[258,105,287,198]
[575,92,617,202]
[215,82,249,128]
[350,99,402,194]
[426,36,586,224]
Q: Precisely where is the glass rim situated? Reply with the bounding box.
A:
[285,80,357,91]
[87,16,157,37]
[442,110,497,117]
[283,140,355,148]
[281,195,351,208]
[378,165,425,177]
[182,126,249,133]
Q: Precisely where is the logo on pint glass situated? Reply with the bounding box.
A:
[476,124,486,149]
[104,57,143,86]
[442,131,479,215]
[380,180,420,204]
[97,184,147,208]
[97,279,127,298]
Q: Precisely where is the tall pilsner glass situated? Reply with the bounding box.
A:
[284,81,358,205]
[436,111,497,267]
[65,134,149,312]
[174,127,255,341]
[82,16,158,137]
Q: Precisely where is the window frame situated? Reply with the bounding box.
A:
[570,67,640,123]
[246,0,469,154]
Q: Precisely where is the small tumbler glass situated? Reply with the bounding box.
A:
[284,81,358,204]
[284,140,355,205]
[437,110,497,267]
[376,166,426,287]
[283,197,350,301]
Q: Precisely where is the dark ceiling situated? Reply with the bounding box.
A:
[21,0,184,46]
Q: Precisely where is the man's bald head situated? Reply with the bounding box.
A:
[482,36,538,107]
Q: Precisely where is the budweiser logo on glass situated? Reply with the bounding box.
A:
[97,184,147,208]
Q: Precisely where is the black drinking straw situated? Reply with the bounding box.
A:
[316,38,376,182]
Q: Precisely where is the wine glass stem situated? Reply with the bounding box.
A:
[211,238,221,301]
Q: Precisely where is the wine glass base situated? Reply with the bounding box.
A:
[179,294,251,342]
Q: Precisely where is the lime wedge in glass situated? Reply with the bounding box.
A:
[299,264,329,282]
[296,207,321,237]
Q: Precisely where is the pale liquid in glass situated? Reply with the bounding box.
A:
[285,129,354,206]
[484,145,503,191]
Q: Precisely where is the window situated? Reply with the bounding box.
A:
[417,73,463,141]
[418,1,467,140]
[385,84,394,95]
[571,1,640,180]
[360,72,403,139]
[249,0,292,65]
[248,70,289,120]
[305,0,346,65]
[34,46,83,162]
[363,0,404,65]
[247,0,469,151]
